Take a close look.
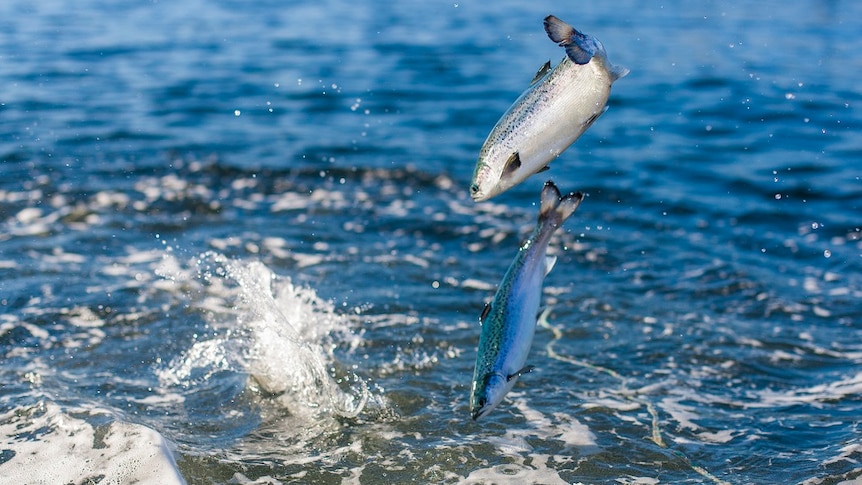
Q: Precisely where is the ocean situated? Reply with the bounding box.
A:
[1,0,860,483]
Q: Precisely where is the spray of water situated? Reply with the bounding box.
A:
[157,251,369,420]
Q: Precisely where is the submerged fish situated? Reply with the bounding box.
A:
[470,181,584,420]
[470,15,628,202]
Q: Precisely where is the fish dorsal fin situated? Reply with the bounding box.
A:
[543,15,599,65]
[530,60,552,84]
[543,256,557,277]
[502,152,521,178]
[507,365,535,382]
[479,302,490,325]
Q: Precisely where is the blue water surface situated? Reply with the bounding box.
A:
[1,1,860,483]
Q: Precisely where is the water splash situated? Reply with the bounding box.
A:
[156,251,370,420]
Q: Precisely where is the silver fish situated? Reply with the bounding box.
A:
[470,180,584,420]
[470,15,628,202]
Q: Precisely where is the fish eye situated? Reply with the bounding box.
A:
[470,183,479,194]
[477,398,486,407]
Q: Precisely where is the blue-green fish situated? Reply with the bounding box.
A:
[470,181,584,420]
[470,15,628,202]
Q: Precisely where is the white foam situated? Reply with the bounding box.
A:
[823,443,862,466]
[459,278,496,291]
[457,455,572,485]
[65,305,106,328]
[696,429,739,444]
[749,372,862,408]
[659,395,704,432]
[0,402,185,484]
[553,412,600,447]
[468,395,600,475]
[230,473,286,484]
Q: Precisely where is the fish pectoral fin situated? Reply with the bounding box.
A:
[584,106,609,129]
[502,152,521,178]
[507,365,535,381]
[530,60,552,84]
[479,302,491,325]
[543,256,557,276]
[543,15,598,65]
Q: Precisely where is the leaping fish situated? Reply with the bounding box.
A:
[470,181,584,420]
[470,15,628,202]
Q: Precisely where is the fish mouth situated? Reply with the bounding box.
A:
[470,163,494,202]
[470,183,486,202]
[470,373,506,420]
[470,179,496,202]
[471,404,492,421]
[470,393,495,421]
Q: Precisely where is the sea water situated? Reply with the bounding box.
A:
[1,0,860,483]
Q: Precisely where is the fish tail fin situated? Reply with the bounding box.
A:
[544,15,599,65]
[545,15,630,82]
[538,180,584,230]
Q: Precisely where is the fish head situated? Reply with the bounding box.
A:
[470,371,509,420]
[470,161,501,202]
[471,150,522,202]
